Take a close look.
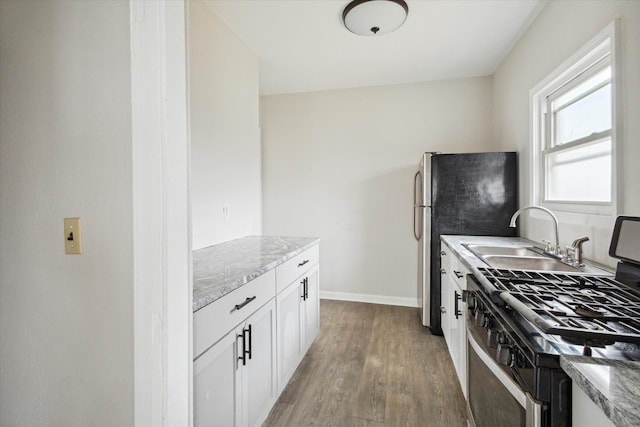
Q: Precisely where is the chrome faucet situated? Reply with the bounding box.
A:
[509,206,560,253]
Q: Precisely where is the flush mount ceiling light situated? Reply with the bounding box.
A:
[342,0,409,36]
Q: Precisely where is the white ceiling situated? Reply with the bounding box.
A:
[205,0,547,95]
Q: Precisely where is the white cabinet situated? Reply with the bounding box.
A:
[276,276,303,389]
[276,247,320,393]
[450,273,467,398]
[243,300,278,427]
[572,382,615,427]
[302,263,320,353]
[194,242,320,426]
[440,245,452,345]
[194,330,240,427]
[440,240,468,398]
[194,299,277,427]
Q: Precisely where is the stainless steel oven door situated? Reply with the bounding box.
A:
[467,332,542,427]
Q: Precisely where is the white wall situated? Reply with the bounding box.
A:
[189,0,262,249]
[493,0,640,267]
[0,1,133,425]
[262,78,495,305]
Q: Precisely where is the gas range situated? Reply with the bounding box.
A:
[465,216,640,427]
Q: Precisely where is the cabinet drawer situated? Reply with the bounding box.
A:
[276,245,319,294]
[450,253,470,289]
[440,242,453,275]
[194,269,276,359]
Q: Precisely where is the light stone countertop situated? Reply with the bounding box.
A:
[560,356,640,427]
[193,235,320,313]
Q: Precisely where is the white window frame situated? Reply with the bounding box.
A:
[530,21,621,217]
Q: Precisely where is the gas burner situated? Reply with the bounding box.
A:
[573,303,606,319]
[574,288,610,303]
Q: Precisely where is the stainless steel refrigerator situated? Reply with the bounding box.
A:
[413,152,518,334]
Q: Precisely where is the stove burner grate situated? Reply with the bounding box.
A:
[477,268,640,344]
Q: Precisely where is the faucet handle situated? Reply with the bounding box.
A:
[572,236,590,248]
[571,236,589,267]
[542,239,552,253]
[564,247,576,263]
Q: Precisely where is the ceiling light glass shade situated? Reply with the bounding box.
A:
[342,0,409,36]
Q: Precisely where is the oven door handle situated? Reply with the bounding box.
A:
[525,393,542,427]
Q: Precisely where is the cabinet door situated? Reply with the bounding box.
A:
[302,264,320,352]
[440,243,452,345]
[194,331,240,427]
[276,279,303,392]
[440,269,451,346]
[451,279,467,396]
[450,255,468,398]
[243,299,278,427]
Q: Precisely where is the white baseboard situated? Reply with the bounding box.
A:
[320,291,419,308]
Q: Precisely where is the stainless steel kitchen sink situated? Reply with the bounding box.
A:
[466,245,539,257]
[481,255,580,272]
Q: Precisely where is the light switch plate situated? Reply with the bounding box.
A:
[64,218,83,254]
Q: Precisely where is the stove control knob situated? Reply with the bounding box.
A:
[484,315,496,330]
[496,343,513,366]
[487,329,500,349]
[474,310,486,327]
[467,295,476,311]
[514,350,528,369]
[483,314,492,329]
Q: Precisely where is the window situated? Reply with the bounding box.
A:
[531,22,619,215]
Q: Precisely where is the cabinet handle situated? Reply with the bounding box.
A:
[238,331,247,366]
[440,250,446,256]
[440,306,446,313]
[300,278,306,300]
[454,290,462,319]
[454,270,464,279]
[246,324,252,361]
[304,277,309,300]
[237,325,252,366]
[440,268,446,275]
[298,259,309,267]
[232,296,256,312]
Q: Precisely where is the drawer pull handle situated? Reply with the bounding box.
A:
[233,296,256,312]
[454,271,464,279]
[298,259,309,267]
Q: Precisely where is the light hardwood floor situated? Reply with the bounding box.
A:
[263,300,468,427]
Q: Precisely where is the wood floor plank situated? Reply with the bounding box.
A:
[263,300,467,427]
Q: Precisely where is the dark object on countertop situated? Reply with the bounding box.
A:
[615,261,640,289]
[609,216,640,288]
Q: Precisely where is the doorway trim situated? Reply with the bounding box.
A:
[130,0,192,425]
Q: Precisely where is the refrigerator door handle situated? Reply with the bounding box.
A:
[413,171,423,240]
